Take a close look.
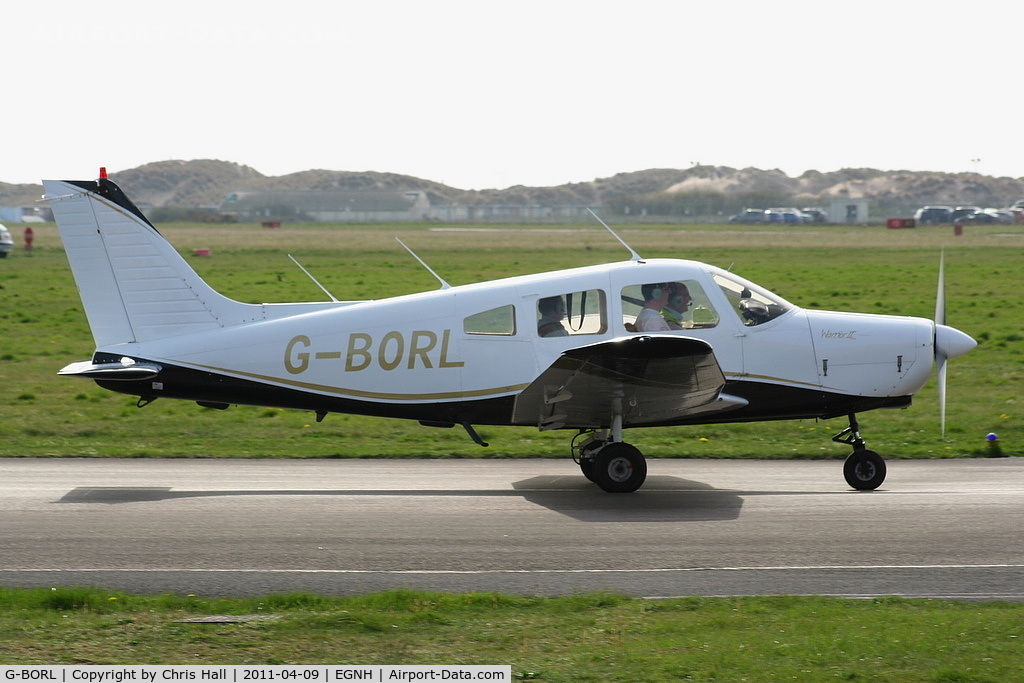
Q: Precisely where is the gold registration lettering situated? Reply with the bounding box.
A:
[285,329,464,374]
[439,328,464,368]
[408,330,437,369]
[378,331,404,371]
[284,335,311,374]
[345,333,373,371]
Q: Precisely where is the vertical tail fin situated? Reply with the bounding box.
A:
[44,176,259,348]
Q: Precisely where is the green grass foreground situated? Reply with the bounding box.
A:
[1,220,1020,460]
[2,587,1022,680]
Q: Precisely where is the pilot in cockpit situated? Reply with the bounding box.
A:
[662,282,692,329]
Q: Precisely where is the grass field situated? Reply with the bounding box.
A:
[0,219,1020,460]
[2,221,1023,674]
[3,587,1024,679]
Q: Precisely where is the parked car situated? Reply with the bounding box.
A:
[987,209,1015,224]
[913,206,953,224]
[960,209,1012,224]
[0,224,13,258]
[951,206,981,223]
[765,207,809,223]
[800,207,828,223]
[728,209,767,224]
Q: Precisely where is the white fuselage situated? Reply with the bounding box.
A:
[107,258,938,422]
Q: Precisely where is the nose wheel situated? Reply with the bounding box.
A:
[843,448,886,490]
[834,414,887,490]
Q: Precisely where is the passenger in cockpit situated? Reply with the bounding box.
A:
[537,296,569,337]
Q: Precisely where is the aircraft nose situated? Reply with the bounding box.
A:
[935,324,976,360]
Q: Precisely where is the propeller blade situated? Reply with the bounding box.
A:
[935,249,946,327]
[934,323,976,439]
[932,250,977,437]
[937,249,946,435]
[937,356,947,437]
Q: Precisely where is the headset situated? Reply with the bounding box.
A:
[642,283,667,301]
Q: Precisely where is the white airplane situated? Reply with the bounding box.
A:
[44,171,976,493]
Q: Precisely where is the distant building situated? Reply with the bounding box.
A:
[220,190,432,223]
[0,206,50,222]
[219,189,601,223]
[429,204,596,222]
[828,198,869,223]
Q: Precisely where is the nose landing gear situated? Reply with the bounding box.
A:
[833,413,887,491]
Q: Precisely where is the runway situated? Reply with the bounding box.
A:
[2,457,1022,601]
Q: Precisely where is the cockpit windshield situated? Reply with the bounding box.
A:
[712,272,793,326]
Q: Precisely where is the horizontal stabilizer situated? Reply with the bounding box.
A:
[59,359,162,381]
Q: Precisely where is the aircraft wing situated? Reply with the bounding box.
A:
[512,335,744,430]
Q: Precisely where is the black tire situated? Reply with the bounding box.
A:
[844,449,886,490]
[592,442,647,493]
[580,456,596,482]
[578,440,605,482]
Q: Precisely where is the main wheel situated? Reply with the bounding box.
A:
[843,449,886,490]
[577,438,605,482]
[592,442,647,493]
[579,457,596,482]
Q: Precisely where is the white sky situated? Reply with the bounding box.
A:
[8,1,1021,189]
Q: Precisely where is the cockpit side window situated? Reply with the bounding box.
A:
[620,279,719,332]
[536,289,607,338]
[712,273,792,326]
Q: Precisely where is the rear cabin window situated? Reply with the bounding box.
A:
[620,280,719,332]
[536,289,607,338]
[463,304,516,336]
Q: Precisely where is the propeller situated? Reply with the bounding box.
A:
[933,250,977,436]
[935,252,947,436]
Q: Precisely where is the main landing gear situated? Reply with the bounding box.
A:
[571,396,648,493]
[569,395,648,493]
[573,431,648,493]
[833,413,887,491]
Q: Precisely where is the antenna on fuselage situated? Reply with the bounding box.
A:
[396,238,451,289]
[287,254,340,302]
[587,208,643,261]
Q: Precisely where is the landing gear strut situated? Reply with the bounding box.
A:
[833,413,886,491]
